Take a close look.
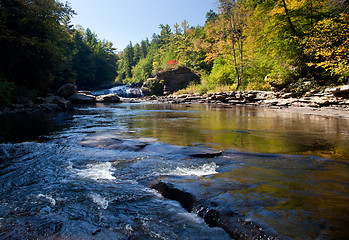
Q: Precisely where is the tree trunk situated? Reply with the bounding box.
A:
[231,38,241,89]
[281,0,297,36]
[230,13,242,90]
[239,38,243,89]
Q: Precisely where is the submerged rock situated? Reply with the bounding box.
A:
[175,146,223,158]
[80,134,149,152]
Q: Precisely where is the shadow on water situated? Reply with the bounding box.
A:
[0,112,72,143]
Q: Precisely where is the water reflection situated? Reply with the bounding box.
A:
[117,104,349,160]
[213,151,349,239]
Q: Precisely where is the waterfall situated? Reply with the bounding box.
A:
[92,85,143,98]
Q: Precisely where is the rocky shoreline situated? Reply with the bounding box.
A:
[0,83,121,115]
[2,83,349,119]
[138,85,349,119]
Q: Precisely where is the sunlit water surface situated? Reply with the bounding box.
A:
[0,103,348,239]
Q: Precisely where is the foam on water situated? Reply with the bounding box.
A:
[167,162,218,176]
[37,194,56,206]
[89,193,110,209]
[75,162,116,181]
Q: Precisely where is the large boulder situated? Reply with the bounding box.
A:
[56,83,77,99]
[69,92,96,104]
[153,67,200,95]
[96,94,121,103]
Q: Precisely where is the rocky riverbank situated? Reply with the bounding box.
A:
[139,85,349,118]
[3,83,349,119]
[0,83,121,115]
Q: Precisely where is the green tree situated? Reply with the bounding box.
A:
[117,42,135,82]
[303,13,349,82]
[71,27,118,89]
[133,43,142,65]
[0,0,75,94]
[131,56,153,83]
[140,38,150,58]
[206,9,218,24]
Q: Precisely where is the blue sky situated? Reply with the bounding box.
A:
[67,0,218,52]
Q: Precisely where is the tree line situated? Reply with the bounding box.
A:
[1,0,348,107]
[0,0,118,106]
[118,0,348,94]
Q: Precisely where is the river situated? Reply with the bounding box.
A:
[0,103,348,239]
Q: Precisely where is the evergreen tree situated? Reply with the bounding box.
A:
[0,0,75,95]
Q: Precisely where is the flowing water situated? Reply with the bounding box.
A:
[0,103,348,239]
[92,85,143,98]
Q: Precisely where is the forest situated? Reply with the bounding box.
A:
[0,0,348,106]
[0,0,118,106]
[118,0,349,94]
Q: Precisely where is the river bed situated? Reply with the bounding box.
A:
[0,103,348,239]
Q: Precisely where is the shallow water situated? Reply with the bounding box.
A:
[0,103,348,239]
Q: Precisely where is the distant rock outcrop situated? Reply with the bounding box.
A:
[157,67,200,94]
[142,67,200,95]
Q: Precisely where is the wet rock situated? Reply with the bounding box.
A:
[202,209,221,227]
[151,180,280,240]
[56,83,77,99]
[152,181,195,212]
[187,147,222,158]
[171,146,222,158]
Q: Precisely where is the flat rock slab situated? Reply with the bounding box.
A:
[80,133,150,152]
[80,132,222,158]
